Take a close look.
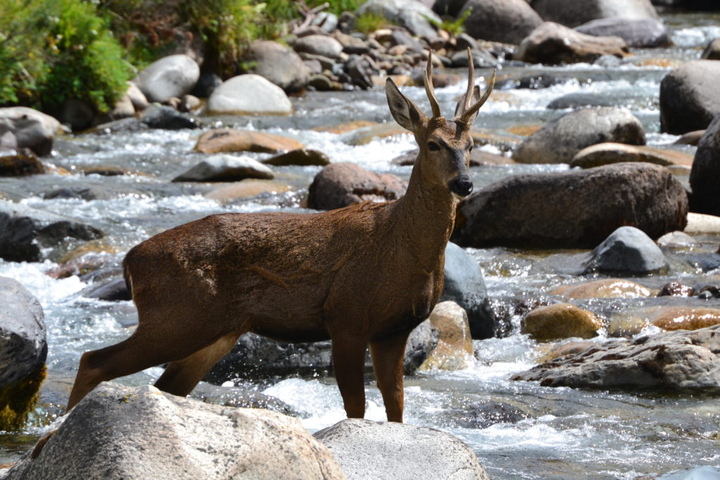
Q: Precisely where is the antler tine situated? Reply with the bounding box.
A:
[460,69,496,124]
[464,47,476,114]
[424,51,442,119]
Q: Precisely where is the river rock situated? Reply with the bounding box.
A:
[675,129,706,146]
[583,226,668,274]
[0,277,47,430]
[517,22,629,65]
[139,105,198,130]
[292,35,343,59]
[685,212,720,235]
[133,54,200,104]
[530,0,659,28]
[207,75,293,115]
[452,163,688,249]
[522,303,602,341]
[263,149,330,167]
[204,180,291,202]
[306,162,407,211]
[570,142,694,168]
[418,301,474,371]
[195,129,304,154]
[191,72,223,98]
[689,115,720,216]
[512,324,720,394]
[80,277,131,302]
[512,107,646,164]
[314,419,489,480]
[701,38,720,60]
[0,150,45,177]
[173,155,274,182]
[552,279,653,298]
[574,17,670,48]
[355,0,441,39]
[638,306,720,331]
[6,383,345,480]
[0,107,62,157]
[546,92,617,110]
[125,81,149,111]
[244,40,311,92]
[0,200,104,262]
[660,60,720,134]
[458,0,543,45]
[340,123,407,146]
[441,242,495,339]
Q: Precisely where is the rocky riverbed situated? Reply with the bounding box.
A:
[1,3,720,480]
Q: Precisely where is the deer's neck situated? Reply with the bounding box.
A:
[392,155,457,267]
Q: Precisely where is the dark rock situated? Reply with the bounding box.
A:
[403,320,440,375]
[0,150,44,177]
[80,277,131,302]
[345,54,379,90]
[172,155,274,182]
[442,242,495,339]
[660,60,720,134]
[701,38,720,60]
[442,402,530,429]
[133,54,200,103]
[583,226,668,274]
[390,29,424,53]
[495,74,566,90]
[575,17,670,48]
[452,162,689,249]
[308,74,336,91]
[190,72,223,98]
[689,115,720,215]
[314,419,489,480]
[139,105,198,130]
[512,324,720,394]
[262,149,330,167]
[546,93,617,109]
[244,40,311,92]
[189,382,296,415]
[307,162,407,211]
[87,118,149,135]
[659,281,694,297]
[0,201,104,262]
[459,0,543,45]
[512,107,645,164]
[450,49,499,68]
[517,22,629,65]
[433,0,470,17]
[56,97,95,131]
[4,383,346,480]
[531,0,660,28]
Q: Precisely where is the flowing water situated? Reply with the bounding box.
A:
[1,11,720,479]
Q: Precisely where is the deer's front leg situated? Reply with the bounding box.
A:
[331,333,369,419]
[370,331,411,423]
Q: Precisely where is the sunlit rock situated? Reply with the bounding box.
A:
[521,303,603,342]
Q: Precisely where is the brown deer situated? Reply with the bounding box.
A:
[67,51,496,422]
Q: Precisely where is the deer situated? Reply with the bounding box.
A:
[66,50,496,422]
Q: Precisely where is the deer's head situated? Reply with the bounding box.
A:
[386,49,495,200]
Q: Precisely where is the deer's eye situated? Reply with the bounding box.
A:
[428,141,440,151]
[468,144,474,152]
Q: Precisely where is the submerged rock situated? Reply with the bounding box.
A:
[453,163,687,249]
[306,162,407,211]
[583,226,668,274]
[516,22,629,65]
[314,419,489,480]
[0,277,47,430]
[6,383,345,480]
[512,324,720,395]
[263,149,330,167]
[512,107,645,164]
[521,303,602,341]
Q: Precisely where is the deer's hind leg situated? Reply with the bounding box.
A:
[370,331,411,423]
[154,331,243,396]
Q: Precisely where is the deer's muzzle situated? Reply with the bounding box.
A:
[448,175,473,198]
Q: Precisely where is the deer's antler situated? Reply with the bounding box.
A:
[455,48,496,125]
[424,52,442,119]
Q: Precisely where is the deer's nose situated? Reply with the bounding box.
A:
[448,175,473,197]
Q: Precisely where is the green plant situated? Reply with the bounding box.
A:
[355,12,389,34]
[427,7,472,37]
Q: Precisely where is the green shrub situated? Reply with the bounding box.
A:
[355,12,390,34]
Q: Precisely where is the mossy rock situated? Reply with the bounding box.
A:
[0,365,46,431]
[522,303,603,342]
[0,151,45,177]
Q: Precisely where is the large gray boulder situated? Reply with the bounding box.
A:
[207,75,293,115]
[512,324,720,394]
[660,60,720,134]
[172,155,274,182]
[0,200,104,262]
[512,107,645,164]
[314,419,489,480]
[574,17,670,48]
[452,162,689,249]
[583,226,668,274]
[0,107,62,157]
[133,54,200,103]
[442,242,495,339]
[459,0,543,45]
[531,0,659,28]
[244,40,311,92]
[516,22,629,65]
[6,383,346,480]
[0,277,47,429]
[355,0,441,38]
[292,35,344,59]
[689,114,720,215]
[306,162,407,211]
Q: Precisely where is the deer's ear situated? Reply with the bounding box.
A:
[386,78,426,131]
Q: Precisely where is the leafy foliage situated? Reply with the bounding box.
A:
[355,12,390,34]
[427,7,473,37]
